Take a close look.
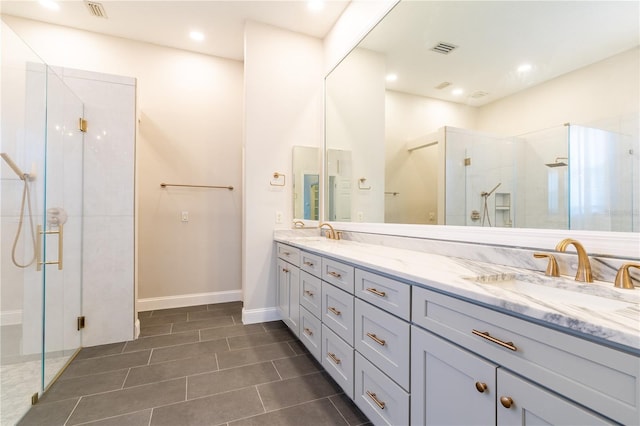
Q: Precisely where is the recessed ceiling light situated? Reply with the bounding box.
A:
[189,31,205,42]
[308,0,325,11]
[452,88,464,96]
[39,0,60,10]
[386,74,398,82]
[517,63,532,73]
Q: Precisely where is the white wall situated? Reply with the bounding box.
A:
[243,21,324,323]
[2,16,243,338]
[477,47,640,137]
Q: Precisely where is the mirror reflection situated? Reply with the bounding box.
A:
[293,146,320,220]
[325,0,639,231]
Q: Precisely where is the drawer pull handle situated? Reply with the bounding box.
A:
[328,271,342,279]
[500,396,513,409]
[366,391,386,409]
[366,287,386,297]
[328,307,341,316]
[303,327,313,336]
[327,352,341,364]
[283,251,290,256]
[304,290,314,297]
[304,261,314,267]
[282,268,289,273]
[366,332,386,346]
[475,382,488,393]
[472,330,517,351]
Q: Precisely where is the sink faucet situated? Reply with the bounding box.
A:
[614,263,640,290]
[319,222,339,240]
[555,238,593,282]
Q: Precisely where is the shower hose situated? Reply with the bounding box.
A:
[11,179,37,268]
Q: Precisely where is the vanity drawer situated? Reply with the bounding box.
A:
[354,299,410,391]
[412,286,640,426]
[300,251,322,278]
[322,258,354,294]
[354,352,409,426]
[322,324,354,399]
[299,306,322,362]
[355,269,411,320]
[276,243,300,266]
[300,271,321,319]
[322,282,354,345]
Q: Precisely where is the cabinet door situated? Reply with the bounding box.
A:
[411,326,497,426]
[277,259,299,336]
[497,369,612,426]
[288,265,300,336]
[277,259,290,321]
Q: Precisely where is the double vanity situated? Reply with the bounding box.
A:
[274,231,639,425]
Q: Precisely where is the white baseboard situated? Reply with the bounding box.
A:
[241,307,281,325]
[137,290,242,312]
[1,310,22,326]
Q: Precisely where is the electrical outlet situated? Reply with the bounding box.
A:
[357,211,364,222]
[181,211,189,222]
[275,211,283,224]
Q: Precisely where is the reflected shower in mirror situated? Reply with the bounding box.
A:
[292,146,320,221]
[324,0,639,231]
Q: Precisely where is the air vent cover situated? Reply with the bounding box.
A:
[470,91,489,99]
[85,1,108,18]
[430,42,458,54]
[434,81,452,90]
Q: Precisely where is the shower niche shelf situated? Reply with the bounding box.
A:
[495,192,512,227]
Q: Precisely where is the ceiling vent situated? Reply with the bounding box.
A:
[470,91,489,99]
[84,1,108,18]
[430,42,458,55]
[434,81,452,90]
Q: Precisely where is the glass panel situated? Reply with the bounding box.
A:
[42,67,84,389]
[0,21,47,425]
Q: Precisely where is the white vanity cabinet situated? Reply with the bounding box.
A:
[412,286,639,425]
[276,243,300,337]
[274,239,639,426]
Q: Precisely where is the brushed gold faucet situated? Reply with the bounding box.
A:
[555,238,593,282]
[319,222,339,240]
[614,263,640,290]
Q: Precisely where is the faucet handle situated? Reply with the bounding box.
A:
[614,263,640,290]
[533,253,560,277]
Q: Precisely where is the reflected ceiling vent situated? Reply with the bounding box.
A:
[430,42,458,54]
[434,81,452,90]
[84,1,108,18]
[470,91,489,99]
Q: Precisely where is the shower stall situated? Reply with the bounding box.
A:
[1,22,84,424]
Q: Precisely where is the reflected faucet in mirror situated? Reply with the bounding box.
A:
[555,238,593,282]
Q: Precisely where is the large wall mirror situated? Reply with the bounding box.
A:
[325,1,639,232]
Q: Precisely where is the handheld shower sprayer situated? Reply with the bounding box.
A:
[1,152,37,268]
[1,153,27,180]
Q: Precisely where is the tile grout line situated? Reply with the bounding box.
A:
[328,396,352,426]
[121,368,132,389]
[271,360,283,381]
[62,395,83,426]
[254,385,268,414]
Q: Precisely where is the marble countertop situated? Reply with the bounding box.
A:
[274,233,640,353]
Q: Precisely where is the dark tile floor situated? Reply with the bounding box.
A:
[17,302,370,426]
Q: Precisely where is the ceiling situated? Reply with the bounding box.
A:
[0,0,351,61]
[357,1,640,106]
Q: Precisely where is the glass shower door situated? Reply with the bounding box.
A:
[41,67,84,389]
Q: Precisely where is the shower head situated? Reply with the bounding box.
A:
[1,153,26,180]
[545,157,568,168]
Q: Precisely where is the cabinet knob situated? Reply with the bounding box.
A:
[500,396,513,408]
[475,382,488,393]
[282,268,289,273]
